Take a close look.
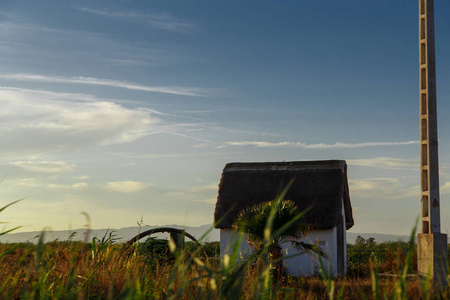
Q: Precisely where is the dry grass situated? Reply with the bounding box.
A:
[0,238,449,299]
[0,199,447,299]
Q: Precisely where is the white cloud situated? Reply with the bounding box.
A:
[0,87,159,155]
[0,87,100,102]
[226,141,419,149]
[0,19,190,73]
[109,151,229,160]
[349,178,418,200]
[105,181,153,193]
[73,182,88,188]
[105,58,155,68]
[349,178,397,198]
[47,182,87,189]
[347,157,419,170]
[10,161,76,173]
[192,143,209,148]
[189,183,218,193]
[195,198,217,205]
[0,74,213,97]
[78,8,198,33]
[440,182,450,195]
[17,178,41,187]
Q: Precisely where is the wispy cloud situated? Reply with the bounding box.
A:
[16,177,87,189]
[166,131,225,147]
[0,19,189,70]
[17,178,41,187]
[105,181,153,193]
[189,183,218,193]
[195,198,217,205]
[347,157,419,170]
[226,140,419,149]
[349,177,418,200]
[47,182,87,189]
[0,85,166,110]
[105,151,236,160]
[0,74,215,97]
[211,126,283,137]
[0,21,60,35]
[104,58,156,68]
[440,182,450,195]
[78,8,198,33]
[10,161,76,173]
[0,86,101,102]
[0,87,159,156]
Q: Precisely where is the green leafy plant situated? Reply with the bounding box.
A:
[233,188,315,282]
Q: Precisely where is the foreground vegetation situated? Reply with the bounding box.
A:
[0,233,449,299]
[1,201,449,299]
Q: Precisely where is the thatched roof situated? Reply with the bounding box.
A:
[214,160,354,230]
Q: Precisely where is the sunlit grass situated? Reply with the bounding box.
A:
[0,233,449,298]
[1,201,450,299]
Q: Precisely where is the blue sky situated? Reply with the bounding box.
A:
[1,0,450,236]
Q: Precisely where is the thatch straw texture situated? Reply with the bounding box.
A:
[214,160,353,230]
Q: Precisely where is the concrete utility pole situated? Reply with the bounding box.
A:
[417,0,448,285]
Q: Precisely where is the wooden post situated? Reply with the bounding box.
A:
[170,230,185,249]
[417,0,448,286]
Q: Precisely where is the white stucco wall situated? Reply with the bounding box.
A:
[220,228,253,258]
[342,200,348,274]
[219,199,347,276]
[220,228,337,275]
[284,228,337,275]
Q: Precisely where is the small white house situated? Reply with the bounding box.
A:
[214,160,354,276]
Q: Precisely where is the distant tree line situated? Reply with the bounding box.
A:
[354,235,375,245]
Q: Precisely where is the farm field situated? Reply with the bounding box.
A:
[1,235,449,299]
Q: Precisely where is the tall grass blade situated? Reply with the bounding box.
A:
[0,199,22,213]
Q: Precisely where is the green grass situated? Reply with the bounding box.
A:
[0,232,450,299]
[1,201,450,299]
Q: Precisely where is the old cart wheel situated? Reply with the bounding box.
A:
[126,227,207,257]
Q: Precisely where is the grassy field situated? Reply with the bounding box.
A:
[0,233,449,299]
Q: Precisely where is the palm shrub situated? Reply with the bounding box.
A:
[234,198,312,282]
